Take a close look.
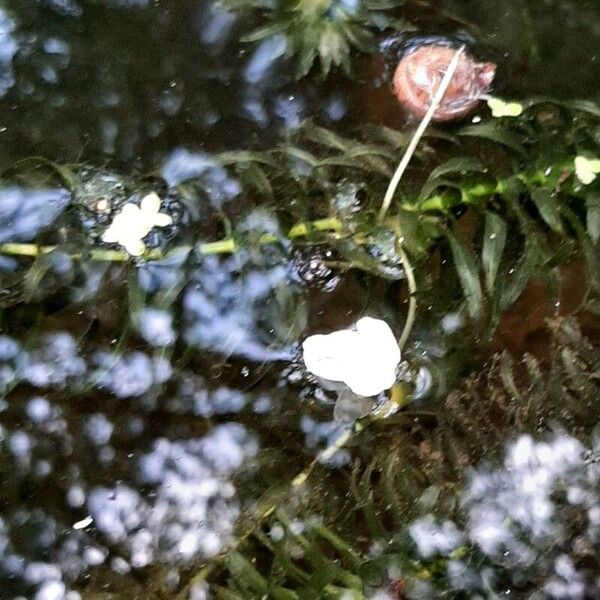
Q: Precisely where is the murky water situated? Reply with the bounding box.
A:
[0,0,600,598]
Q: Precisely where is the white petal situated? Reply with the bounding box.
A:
[153,212,173,227]
[355,317,401,367]
[101,225,120,243]
[302,330,361,383]
[302,317,401,398]
[487,97,523,118]
[344,359,398,397]
[141,192,161,214]
[120,203,142,219]
[123,238,146,256]
[575,156,599,185]
[130,222,152,241]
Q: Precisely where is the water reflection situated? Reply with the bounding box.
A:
[161,149,241,206]
[183,253,296,362]
[1,0,600,597]
[0,237,305,596]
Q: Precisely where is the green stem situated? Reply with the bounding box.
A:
[396,243,417,350]
[0,164,579,263]
[0,217,344,262]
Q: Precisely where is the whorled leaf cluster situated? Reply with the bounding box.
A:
[219,0,411,77]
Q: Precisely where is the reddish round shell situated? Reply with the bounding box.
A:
[393,45,496,122]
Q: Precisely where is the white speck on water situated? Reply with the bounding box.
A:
[72,516,93,530]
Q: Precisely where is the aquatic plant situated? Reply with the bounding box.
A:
[182,318,600,599]
[0,16,597,598]
[1,1,600,599]
[220,0,411,77]
[3,92,600,340]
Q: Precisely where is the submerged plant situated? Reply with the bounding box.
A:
[187,319,600,599]
[220,0,411,77]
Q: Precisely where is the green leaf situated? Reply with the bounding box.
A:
[363,0,405,9]
[217,150,279,168]
[500,241,540,310]
[23,253,53,302]
[127,265,147,319]
[278,146,319,168]
[227,551,269,594]
[2,156,77,190]
[329,238,405,280]
[312,524,361,571]
[360,124,411,149]
[447,230,484,322]
[303,123,350,151]
[296,42,318,78]
[419,178,463,203]
[342,23,376,53]
[238,162,273,197]
[420,157,488,201]
[531,187,564,233]
[427,157,486,182]
[564,99,600,119]
[586,191,600,244]
[482,212,507,293]
[241,23,285,43]
[563,206,600,293]
[458,123,527,157]
[317,155,391,176]
[213,585,246,600]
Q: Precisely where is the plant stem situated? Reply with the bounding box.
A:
[397,243,417,349]
[376,46,464,349]
[377,46,465,223]
[0,217,343,262]
[0,165,578,263]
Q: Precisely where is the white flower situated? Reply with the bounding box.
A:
[486,97,523,118]
[574,156,600,185]
[101,192,173,256]
[302,317,400,397]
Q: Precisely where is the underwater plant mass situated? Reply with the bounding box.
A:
[1,0,600,598]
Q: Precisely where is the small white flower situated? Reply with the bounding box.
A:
[101,192,173,256]
[302,317,400,397]
[574,156,600,185]
[486,97,523,118]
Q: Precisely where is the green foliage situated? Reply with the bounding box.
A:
[220,0,412,77]
[181,317,600,598]
[3,97,600,335]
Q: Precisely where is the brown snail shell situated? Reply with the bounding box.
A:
[393,45,496,122]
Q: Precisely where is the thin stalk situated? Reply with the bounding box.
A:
[396,243,417,350]
[377,46,464,349]
[377,45,465,223]
[0,218,343,262]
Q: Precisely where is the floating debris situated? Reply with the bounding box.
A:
[302,317,401,397]
[393,45,496,121]
[101,192,173,256]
